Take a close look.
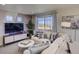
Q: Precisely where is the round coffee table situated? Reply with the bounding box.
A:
[18,40,34,53]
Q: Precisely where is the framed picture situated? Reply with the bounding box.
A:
[62,16,74,22]
[61,15,79,29]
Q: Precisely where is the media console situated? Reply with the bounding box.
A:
[3,33,27,46]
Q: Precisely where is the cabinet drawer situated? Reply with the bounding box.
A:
[5,36,14,44]
[14,34,27,41]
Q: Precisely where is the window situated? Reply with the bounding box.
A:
[5,16,13,22]
[16,16,23,22]
[45,16,53,30]
[37,17,44,29]
[37,15,53,30]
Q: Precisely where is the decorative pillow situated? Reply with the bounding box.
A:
[31,36,44,44]
[30,44,49,54]
[50,33,59,43]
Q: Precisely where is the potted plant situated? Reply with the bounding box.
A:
[27,18,35,38]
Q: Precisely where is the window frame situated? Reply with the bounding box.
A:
[16,16,23,23]
[36,15,53,30]
[5,15,13,23]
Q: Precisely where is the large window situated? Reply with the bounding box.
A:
[37,17,44,29]
[5,16,13,22]
[16,16,23,22]
[37,15,53,30]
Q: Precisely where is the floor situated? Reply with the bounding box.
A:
[0,42,21,54]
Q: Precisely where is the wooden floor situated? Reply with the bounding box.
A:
[0,40,27,54]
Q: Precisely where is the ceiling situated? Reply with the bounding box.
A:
[0,4,79,14]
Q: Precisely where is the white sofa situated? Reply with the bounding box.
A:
[24,34,70,54]
[24,33,79,54]
[41,34,70,54]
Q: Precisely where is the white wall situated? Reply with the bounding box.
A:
[0,10,30,46]
[57,8,79,42]
[0,10,6,46]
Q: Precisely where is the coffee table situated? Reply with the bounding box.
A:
[18,40,34,53]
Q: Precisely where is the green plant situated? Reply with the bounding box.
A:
[27,18,35,36]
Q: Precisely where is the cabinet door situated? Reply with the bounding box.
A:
[14,35,22,41]
[20,34,27,39]
[14,34,27,41]
[5,36,14,44]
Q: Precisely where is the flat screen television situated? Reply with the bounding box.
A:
[5,23,24,34]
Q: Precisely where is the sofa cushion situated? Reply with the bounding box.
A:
[42,36,64,54]
[29,44,49,54]
[42,34,68,54]
[31,36,42,43]
[41,43,59,54]
[55,41,68,54]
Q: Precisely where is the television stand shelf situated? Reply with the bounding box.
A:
[3,33,27,46]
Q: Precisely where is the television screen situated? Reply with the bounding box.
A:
[5,23,24,33]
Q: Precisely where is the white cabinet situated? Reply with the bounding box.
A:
[21,34,27,39]
[14,35,22,41]
[14,34,27,41]
[5,36,14,44]
[4,33,27,45]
